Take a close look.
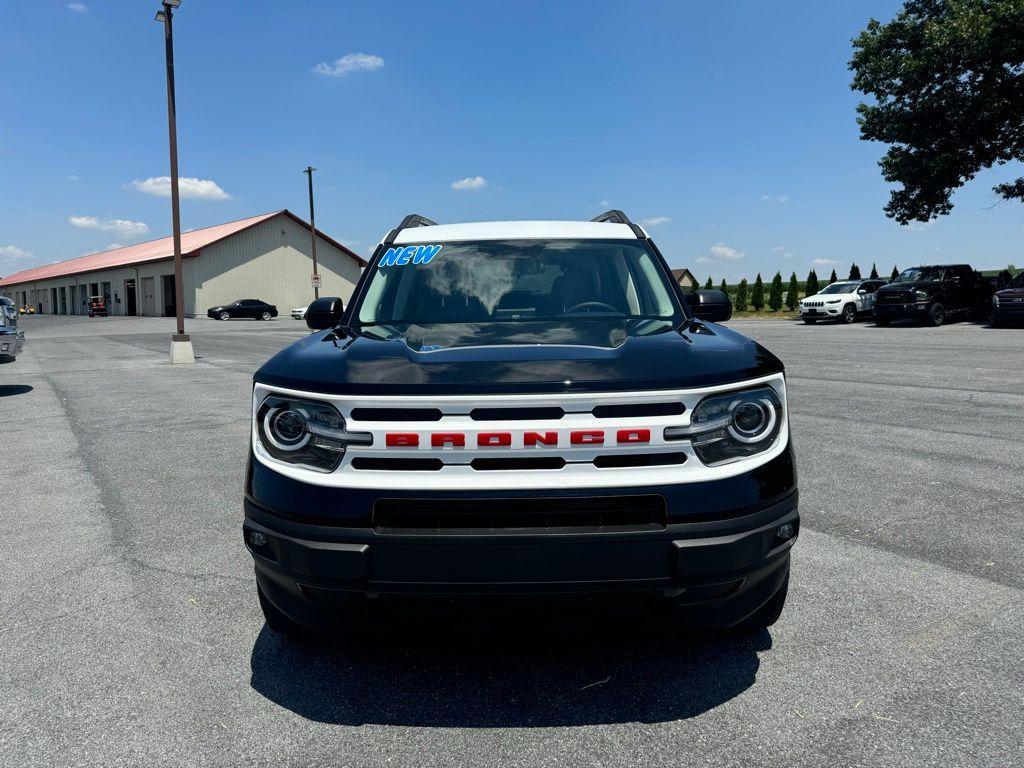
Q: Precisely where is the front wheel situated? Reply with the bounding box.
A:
[841,304,856,324]
[260,311,272,321]
[219,311,230,321]
[925,303,945,327]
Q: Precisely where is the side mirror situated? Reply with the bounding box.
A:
[690,289,732,322]
[305,296,345,331]
[857,288,868,294]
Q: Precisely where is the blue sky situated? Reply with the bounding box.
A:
[1,0,1021,283]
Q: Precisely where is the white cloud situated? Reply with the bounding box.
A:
[640,216,670,227]
[68,174,80,181]
[105,243,125,250]
[129,176,231,200]
[761,194,789,203]
[709,242,745,261]
[1,244,34,274]
[772,246,795,258]
[811,258,841,266]
[451,176,487,191]
[69,216,149,238]
[313,53,385,77]
[694,256,713,264]
[907,219,935,232]
[598,199,612,208]
[1,244,32,260]
[67,2,88,12]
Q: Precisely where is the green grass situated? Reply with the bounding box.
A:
[729,310,800,319]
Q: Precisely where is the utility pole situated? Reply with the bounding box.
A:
[156,0,194,364]
[303,166,320,301]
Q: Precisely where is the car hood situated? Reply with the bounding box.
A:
[802,293,853,302]
[996,287,1024,299]
[879,281,940,293]
[254,319,784,395]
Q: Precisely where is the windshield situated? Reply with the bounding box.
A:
[355,239,681,327]
[894,267,945,283]
[819,282,859,295]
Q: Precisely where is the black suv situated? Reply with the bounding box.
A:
[243,211,798,638]
[874,264,993,327]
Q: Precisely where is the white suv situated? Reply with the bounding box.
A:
[800,279,886,324]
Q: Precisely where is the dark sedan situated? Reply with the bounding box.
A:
[991,271,1024,327]
[207,299,278,321]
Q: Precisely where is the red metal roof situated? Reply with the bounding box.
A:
[0,209,365,287]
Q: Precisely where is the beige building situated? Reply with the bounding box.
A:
[0,210,365,317]
[671,268,698,290]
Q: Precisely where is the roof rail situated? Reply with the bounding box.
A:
[382,213,438,245]
[591,209,646,238]
[397,213,438,230]
[590,209,633,225]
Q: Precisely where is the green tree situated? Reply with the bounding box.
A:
[768,272,784,311]
[752,274,765,311]
[890,264,899,281]
[735,279,749,311]
[704,276,714,289]
[850,0,1024,223]
[870,262,879,278]
[829,268,838,283]
[806,269,820,296]
[786,272,800,310]
[849,263,862,280]
[719,278,728,294]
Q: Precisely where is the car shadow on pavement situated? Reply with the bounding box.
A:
[249,608,771,726]
[0,384,33,397]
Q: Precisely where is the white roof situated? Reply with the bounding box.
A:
[392,220,640,244]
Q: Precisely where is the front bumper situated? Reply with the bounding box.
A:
[993,303,1024,323]
[0,329,24,357]
[800,306,841,319]
[874,301,930,320]
[244,447,799,630]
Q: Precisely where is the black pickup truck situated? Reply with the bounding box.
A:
[874,264,994,327]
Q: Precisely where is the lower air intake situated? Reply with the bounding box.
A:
[373,495,667,535]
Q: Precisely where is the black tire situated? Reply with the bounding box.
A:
[219,311,230,321]
[925,302,945,327]
[841,304,856,324]
[802,318,817,325]
[257,585,308,638]
[875,318,890,327]
[260,311,272,321]
[734,571,789,632]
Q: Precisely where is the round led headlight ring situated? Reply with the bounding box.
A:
[263,406,311,451]
[727,397,777,444]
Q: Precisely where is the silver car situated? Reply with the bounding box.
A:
[0,297,25,361]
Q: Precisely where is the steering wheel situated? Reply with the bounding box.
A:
[565,301,619,314]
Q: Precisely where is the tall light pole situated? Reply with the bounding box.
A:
[303,166,320,301]
[156,0,194,364]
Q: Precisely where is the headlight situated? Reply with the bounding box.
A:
[255,395,370,472]
[825,299,841,304]
[992,295,1000,307]
[914,290,929,301]
[665,386,783,466]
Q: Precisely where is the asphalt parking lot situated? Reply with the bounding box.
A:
[1,314,1021,767]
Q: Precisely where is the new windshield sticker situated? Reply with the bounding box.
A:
[379,244,443,267]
